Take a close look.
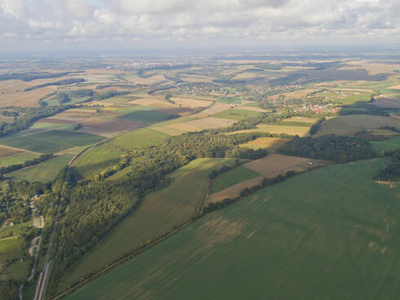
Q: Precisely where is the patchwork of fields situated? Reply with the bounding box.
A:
[66,158,400,300]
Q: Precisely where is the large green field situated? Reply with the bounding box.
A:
[317,115,400,136]
[72,143,124,179]
[372,137,400,155]
[66,158,400,300]
[6,154,73,182]
[119,110,172,123]
[0,152,39,167]
[110,128,169,151]
[60,158,238,290]
[213,109,262,121]
[0,130,104,154]
[210,164,259,193]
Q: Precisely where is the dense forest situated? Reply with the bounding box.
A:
[376,150,400,180]
[278,135,376,163]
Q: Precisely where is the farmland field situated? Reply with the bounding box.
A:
[72,143,124,179]
[66,158,400,300]
[371,137,400,155]
[60,158,238,290]
[110,128,169,151]
[0,152,39,167]
[0,130,104,154]
[6,154,73,182]
[210,165,259,193]
[316,115,400,136]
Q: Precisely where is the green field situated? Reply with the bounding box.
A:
[372,137,400,155]
[0,152,39,167]
[0,237,22,261]
[218,97,241,104]
[110,128,169,151]
[0,136,70,154]
[0,220,33,239]
[32,130,104,146]
[60,158,238,290]
[213,109,262,120]
[0,130,104,154]
[72,143,124,179]
[119,110,172,123]
[6,154,73,182]
[66,158,400,300]
[210,165,259,193]
[317,115,400,136]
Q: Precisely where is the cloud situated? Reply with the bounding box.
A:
[0,0,399,50]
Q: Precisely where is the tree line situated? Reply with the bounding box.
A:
[278,135,376,163]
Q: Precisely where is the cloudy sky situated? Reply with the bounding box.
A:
[0,0,399,55]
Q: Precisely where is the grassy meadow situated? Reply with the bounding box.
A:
[66,158,400,300]
[210,165,259,193]
[6,154,73,182]
[110,128,169,151]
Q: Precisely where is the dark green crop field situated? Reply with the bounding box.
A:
[66,158,400,300]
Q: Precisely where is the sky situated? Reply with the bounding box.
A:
[0,0,399,55]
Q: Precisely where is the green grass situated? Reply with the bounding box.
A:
[0,237,22,261]
[210,165,260,193]
[110,128,169,151]
[372,137,400,155]
[0,260,30,281]
[6,154,73,182]
[218,97,241,104]
[66,158,400,300]
[32,130,104,146]
[0,153,39,167]
[0,136,70,154]
[60,158,238,290]
[0,130,104,154]
[119,110,172,123]
[72,143,125,179]
[212,109,262,121]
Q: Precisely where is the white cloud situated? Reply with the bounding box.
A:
[0,0,399,50]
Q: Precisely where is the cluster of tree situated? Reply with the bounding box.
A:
[91,90,130,101]
[0,105,68,137]
[380,126,400,133]
[163,74,183,84]
[165,94,175,104]
[209,164,235,180]
[376,150,400,181]
[204,170,297,213]
[24,78,85,91]
[309,117,326,135]
[52,89,94,105]
[0,180,47,225]
[0,110,18,118]
[278,135,376,163]
[0,71,75,82]
[96,84,137,90]
[0,154,53,175]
